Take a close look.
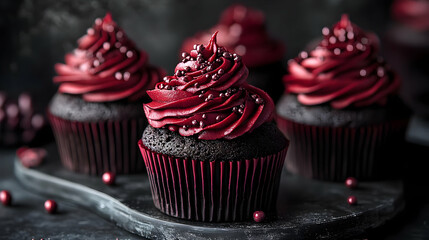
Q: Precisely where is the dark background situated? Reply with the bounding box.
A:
[2,1,429,239]
[0,0,394,107]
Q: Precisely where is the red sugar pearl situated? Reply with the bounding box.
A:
[44,199,57,214]
[345,177,358,189]
[0,190,12,206]
[102,172,116,185]
[253,211,265,223]
[348,196,358,205]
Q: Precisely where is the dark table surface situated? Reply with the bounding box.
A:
[0,149,143,240]
[1,120,429,240]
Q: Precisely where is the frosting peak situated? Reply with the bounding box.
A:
[181,5,285,67]
[54,13,164,102]
[284,15,399,109]
[144,32,274,140]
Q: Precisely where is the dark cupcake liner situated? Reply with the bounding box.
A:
[276,115,409,181]
[48,111,146,175]
[138,140,288,222]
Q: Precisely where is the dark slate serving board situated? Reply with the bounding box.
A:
[14,143,404,240]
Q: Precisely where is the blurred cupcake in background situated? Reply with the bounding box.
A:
[0,92,49,147]
[48,13,165,175]
[181,4,286,102]
[385,0,429,119]
[277,15,410,181]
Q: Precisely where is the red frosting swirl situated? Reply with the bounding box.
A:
[283,15,400,109]
[144,32,274,140]
[54,13,164,102]
[392,0,429,31]
[181,4,285,68]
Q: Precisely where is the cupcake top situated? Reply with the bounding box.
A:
[54,13,164,102]
[144,32,274,140]
[392,0,429,31]
[181,4,285,68]
[283,15,400,109]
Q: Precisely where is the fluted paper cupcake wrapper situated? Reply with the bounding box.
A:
[276,115,408,181]
[48,111,146,175]
[138,140,288,222]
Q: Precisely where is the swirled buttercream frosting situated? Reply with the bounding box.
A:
[181,4,284,68]
[54,13,164,102]
[144,32,274,140]
[283,15,399,109]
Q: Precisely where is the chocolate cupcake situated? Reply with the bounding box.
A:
[48,13,164,175]
[139,32,289,222]
[385,0,429,118]
[181,4,286,102]
[277,15,410,181]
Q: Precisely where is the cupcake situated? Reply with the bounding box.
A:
[277,15,410,181]
[0,92,48,147]
[385,0,429,118]
[181,4,286,102]
[48,13,164,175]
[139,32,289,222]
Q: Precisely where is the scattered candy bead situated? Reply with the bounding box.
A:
[0,190,12,206]
[102,172,116,185]
[253,211,265,222]
[345,177,358,189]
[348,196,357,205]
[44,199,57,214]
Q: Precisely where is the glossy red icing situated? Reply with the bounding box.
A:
[181,4,284,67]
[54,13,164,102]
[144,32,274,140]
[284,15,399,109]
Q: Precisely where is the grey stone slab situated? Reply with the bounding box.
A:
[13,143,405,240]
[0,149,143,240]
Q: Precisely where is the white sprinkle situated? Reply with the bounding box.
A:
[123,72,131,81]
[126,51,134,58]
[120,46,127,53]
[103,42,110,50]
[115,72,122,80]
[87,28,95,35]
[333,48,341,55]
[322,27,330,36]
[377,67,385,77]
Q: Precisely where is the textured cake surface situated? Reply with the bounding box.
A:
[277,94,410,127]
[49,93,145,122]
[142,122,287,161]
